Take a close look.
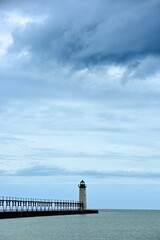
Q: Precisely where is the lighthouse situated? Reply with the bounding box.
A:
[78,180,87,210]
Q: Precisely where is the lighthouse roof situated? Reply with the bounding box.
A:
[80,180,85,183]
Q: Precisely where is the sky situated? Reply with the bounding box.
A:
[0,0,160,209]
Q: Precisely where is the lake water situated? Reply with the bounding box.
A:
[0,210,160,240]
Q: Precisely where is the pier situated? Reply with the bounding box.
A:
[0,197,98,219]
[0,181,98,219]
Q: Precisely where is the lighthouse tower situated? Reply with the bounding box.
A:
[78,180,87,210]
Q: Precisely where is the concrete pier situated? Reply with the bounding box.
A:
[0,209,98,219]
[0,181,99,219]
[0,197,98,219]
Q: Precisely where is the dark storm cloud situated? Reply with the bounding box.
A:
[9,0,160,68]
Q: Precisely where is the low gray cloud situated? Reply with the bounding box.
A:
[17,165,65,176]
[80,170,160,179]
[2,164,160,180]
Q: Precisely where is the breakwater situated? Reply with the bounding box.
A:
[0,209,98,219]
[0,197,98,219]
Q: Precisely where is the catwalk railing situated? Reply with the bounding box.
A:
[0,197,83,212]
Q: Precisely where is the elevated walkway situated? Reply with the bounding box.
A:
[0,197,98,219]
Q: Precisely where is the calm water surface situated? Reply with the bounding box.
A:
[0,210,160,240]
